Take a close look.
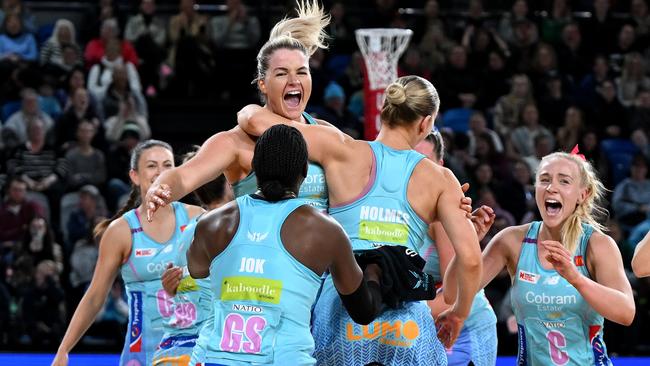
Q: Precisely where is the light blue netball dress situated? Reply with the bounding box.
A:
[202,195,322,365]
[119,202,190,366]
[422,235,498,366]
[511,221,612,366]
[312,141,447,366]
[232,112,328,212]
[151,215,212,366]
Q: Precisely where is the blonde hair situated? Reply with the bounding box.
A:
[255,0,330,82]
[381,75,440,127]
[537,152,608,254]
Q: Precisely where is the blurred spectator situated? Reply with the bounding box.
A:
[631,0,650,38]
[106,126,140,211]
[467,111,503,156]
[124,0,167,93]
[40,20,82,74]
[167,0,209,67]
[211,0,260,102]
[80,0,125,44]
[317,82,360,138]
[66,185,106,248]
[55,87,105,153]
[630,89,650,145]
[581,0,620,56]
[436,45,478,110]
[476,187,516,246]
[100,64,147,120]
[88,38,141,99]
[364,0,400,29]
[616,52,650,107]
[462,26,510,71]
[0,0,35,35]
[308,48,328,108]
[508,102,554,158]
[398,47,431,80]
[0,13,36,63]
[579,130,605,175]
[326,1,358,55]
[555,22,591,82]
[493,74,535,137]
[541,0,573,44]
[337,51,364,108]
[17,217,63,273]
[578,55,613,108]
[609,24,639,74]
[612,154,650,228]
[473,132,512,181]
[593,79,627,138]
[498,0,533,45]
[477,50,511,110]
[211,0,260,50]
[0,176,44,245]
[416,1,453,74]
[529,43,560,98]
[68,228,98,309]
[4,88,55,145]
[509,18,539,74]
[538,74,571,131]
[19,259,65,348]
[495,158,534,225]
[84,18,138,68]
[64,121,107,190]
[167,0,215,97]
[104,96,150,143]
[522,133,554,176]
[6,118,67,228]
[55,67,89,110]
[556,106,586,151]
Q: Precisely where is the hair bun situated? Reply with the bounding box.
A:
[386,83,407,105]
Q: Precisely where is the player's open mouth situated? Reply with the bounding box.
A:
[284,90,302,108]
[545,199,562,216]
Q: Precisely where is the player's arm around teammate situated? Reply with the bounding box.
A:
[238,77,483,346]
[632,231,650,277]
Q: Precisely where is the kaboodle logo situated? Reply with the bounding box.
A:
[221,276,283,304]
[345,320,420,347]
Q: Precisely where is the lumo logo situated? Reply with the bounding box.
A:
[345,320,420,347]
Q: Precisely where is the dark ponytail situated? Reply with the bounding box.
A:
[252,125,308,202]
[94,188,139,238]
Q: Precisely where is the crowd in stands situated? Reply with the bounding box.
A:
[0,0,648,355]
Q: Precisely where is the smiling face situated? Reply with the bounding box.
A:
[129,146,175,196]
[535,156,587,228]
[258,48,312,121]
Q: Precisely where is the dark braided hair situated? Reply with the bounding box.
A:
[94,139,173,238]
[252,125,308,201]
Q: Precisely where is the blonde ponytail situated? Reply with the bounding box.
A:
[256,0,330,83]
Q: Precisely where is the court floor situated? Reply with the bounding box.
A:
[2,354,649,366]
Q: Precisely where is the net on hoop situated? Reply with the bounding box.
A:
[355,28,413,139]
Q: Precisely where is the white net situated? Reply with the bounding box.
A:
[355,28,413,90]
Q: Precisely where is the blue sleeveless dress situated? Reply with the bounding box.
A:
[312,141,447,366]
[119,202,191,366]
[151,216,212,366]
[202,195,322,365]
[511,221,611,366]
[422,235,497,366]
